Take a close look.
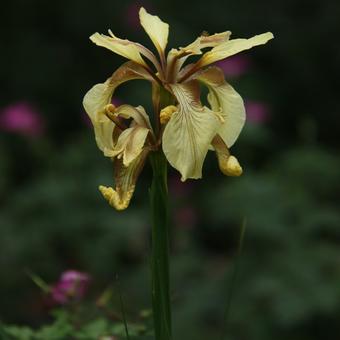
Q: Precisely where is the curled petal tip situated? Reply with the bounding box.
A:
[98,185,129,211]
[221,155,243,176]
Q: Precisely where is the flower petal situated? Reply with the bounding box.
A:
[90,31,162,72]
[166,32,231,80]
[181,31,231,56]
[99,148,149,210]
[162,81,221,181]
[115,104,153,130]
[211,135,243,176]
[83,62,153,156]
[110,126,150,166]
[198,32,274,67]
[90,32,148,66]
[139,7,169,55]
[83,80,116,156]
[196,66,245,147]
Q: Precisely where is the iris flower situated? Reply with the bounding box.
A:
[83,7,273,210]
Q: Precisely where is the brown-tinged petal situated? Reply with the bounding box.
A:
[90,31,162,73]
[197,32,274,68]
[180,31,231,55]
[90,32,147,66]
[196,66,245,147]
[162,81,222,181]
[99,148,149,210]
[166,32,231,80]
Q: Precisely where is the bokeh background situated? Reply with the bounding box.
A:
[1,0,340,339]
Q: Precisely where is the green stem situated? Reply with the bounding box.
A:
[149,150,172,340]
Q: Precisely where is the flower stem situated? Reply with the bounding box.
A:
[149,150,172,340]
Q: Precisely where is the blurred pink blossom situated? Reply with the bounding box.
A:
[175,206,197,229]
[126,1,153,29]
[82,110,92,127]
[111,97,123,107]
[169,175,195,198]
[0,102,44,137]
[215,55,251,78]
[245,100,270,124]
[50,270,91,304]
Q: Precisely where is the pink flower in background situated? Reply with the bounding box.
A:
[111,97,123,107]
[245,100,270,124]
[175,206,197,230]
[82,110,92,127]
[169,175,195,198]
[50,270,90,304]
[215,55,251,78]
[126,1,153,29]
[0,102,44,137]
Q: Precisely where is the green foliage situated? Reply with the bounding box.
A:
[2,309,148,340]
[2,130,340,340]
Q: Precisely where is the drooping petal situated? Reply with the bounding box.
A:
[139,7,169,56]
[196,66,245,147]
[99,148,149,210]
[83,62,153,156]
[110,126,150,166]
[197,32,274,68]
[83,61,153,122]
[211,135,243,176]
[92,119,116,157]
[83,79,116,156]
[167,32,231,80]
[162,81,222,181]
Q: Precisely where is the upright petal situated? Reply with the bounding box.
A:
[99,148,149,210]
[83,62,153,156]
[139,7,169,55]
[196,66,245,147]
[198,32,274,67]
[162,81,221,181]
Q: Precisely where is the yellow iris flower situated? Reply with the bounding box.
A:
[83,7,273,210]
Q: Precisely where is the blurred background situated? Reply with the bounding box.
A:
[1,0,340,339]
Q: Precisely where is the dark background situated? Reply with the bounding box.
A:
[1,0,340,339]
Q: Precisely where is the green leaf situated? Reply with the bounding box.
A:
[2,325,35,340]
